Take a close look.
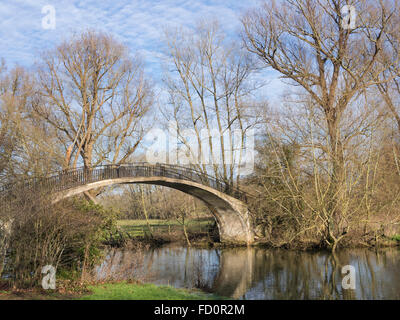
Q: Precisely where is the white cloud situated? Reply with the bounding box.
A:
[0,0,255,65]
[0,0,286,100]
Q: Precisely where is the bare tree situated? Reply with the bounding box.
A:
[163,21,263,187]
[33,31,153,170]
[0,65,62,183]
[242,0,400,250]
[374,18,400,135]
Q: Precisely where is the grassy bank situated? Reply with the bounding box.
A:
[0,282,225,300]
[81,282,225,300]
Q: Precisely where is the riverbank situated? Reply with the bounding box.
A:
[2,245,400,299]
[114,218,219,247]
[0,281,226,300]
[115,218,400,251]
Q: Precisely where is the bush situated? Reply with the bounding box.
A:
[1,190,117,288]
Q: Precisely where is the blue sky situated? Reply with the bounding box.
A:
[1,1,257,67]
[0,0,285,100]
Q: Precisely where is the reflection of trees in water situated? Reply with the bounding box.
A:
[143,246,220,290]
[96,246,400,300]
[212,248,400,300]
[95,246,148,282]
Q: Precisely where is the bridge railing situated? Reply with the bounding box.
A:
[0,163,252,202]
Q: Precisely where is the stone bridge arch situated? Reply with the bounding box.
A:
[3,164,255,244]
[53,176,254,244]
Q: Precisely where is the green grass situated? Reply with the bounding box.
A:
[0,283,226,300]
[118,218,214,237]
[80,282,225,300]
[392,234,400,242]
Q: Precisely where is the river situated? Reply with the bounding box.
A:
[95,245,400,300]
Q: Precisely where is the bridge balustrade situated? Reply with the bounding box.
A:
[0,163,252,203]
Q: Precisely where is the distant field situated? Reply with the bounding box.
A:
[117,218,215,237]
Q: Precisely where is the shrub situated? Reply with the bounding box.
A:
[1,190,117,288]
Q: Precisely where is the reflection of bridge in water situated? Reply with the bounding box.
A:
[138,246,400,299]
[0,163,255,244]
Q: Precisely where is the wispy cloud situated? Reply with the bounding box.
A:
[1,1,251,65]
[0,0,285,99]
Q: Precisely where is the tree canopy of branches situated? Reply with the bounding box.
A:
[0,64,63,183]
[163,21,263,187]
[241,0,400,250]
[34,31,153,170]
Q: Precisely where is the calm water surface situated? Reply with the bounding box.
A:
[96,245,400,299]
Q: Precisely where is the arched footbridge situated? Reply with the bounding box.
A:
[0,163,256,244]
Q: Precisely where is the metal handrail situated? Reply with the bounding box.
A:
[0,163,253,202]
